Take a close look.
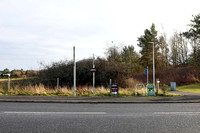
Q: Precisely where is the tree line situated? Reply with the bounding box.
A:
[105,13,200,72]
[38,13,200,88]
[2,13,200,87]
[0,68,37,78]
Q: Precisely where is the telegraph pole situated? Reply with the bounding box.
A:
[73,46,76,96]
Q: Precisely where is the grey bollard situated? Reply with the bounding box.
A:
[170,82,176,91]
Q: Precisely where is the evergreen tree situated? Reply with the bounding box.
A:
[182,13,200,66]
[137,23,159,69]
[120,45,140,75]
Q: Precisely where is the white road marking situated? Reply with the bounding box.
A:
[3,112,106,115]
[154,112,200,114]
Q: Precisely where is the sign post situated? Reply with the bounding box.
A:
[90,68,96,96]
[92,54,95,96]
[111,84,118,95]
[3,74,10,91]
[145,66,148,85]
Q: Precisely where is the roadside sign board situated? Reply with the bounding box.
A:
[111,84,118,95]
[145,69,147,75]
[146,84,155,96]
[90,68,96,72]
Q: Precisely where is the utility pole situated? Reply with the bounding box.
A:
[93,54,95,96]
[73,46,76,96]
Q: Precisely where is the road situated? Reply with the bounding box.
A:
[0,102,200,133]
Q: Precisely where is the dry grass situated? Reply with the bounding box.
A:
[0,83,175,97]
[0,83,137,96]
[0,77,35,82]
[125,78,141,88]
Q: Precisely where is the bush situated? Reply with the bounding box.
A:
[133,65,200,86]
[38,58,128,88]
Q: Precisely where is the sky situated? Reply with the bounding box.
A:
[0,0,199,70]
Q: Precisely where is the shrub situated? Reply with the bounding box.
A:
[133,65,200,86]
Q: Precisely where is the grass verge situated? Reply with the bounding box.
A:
[176,83,200,93]
[159,83,200,94]
[0,77,35,82]
[0,84,179,97]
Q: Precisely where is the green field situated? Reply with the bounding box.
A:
[0,77,35,82]
[163,83,200,93]
[176,83,200,93]
[158,83,200,94]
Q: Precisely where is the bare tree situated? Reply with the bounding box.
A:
[158,32,169,69]
[170,31,188,66]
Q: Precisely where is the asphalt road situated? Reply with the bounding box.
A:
[0,102,200,133]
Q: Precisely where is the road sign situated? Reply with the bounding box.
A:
[90,68,96,72]
[145,69,147,75]
[146,84,155,96]
[111,84,118,95]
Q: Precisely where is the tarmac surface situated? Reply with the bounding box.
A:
[1,102,200,133]
[0,91,200,103]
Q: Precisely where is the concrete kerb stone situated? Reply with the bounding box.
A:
[1,95,200,103]
[1,100,200,103]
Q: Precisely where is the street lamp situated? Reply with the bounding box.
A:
[148,42,155,88]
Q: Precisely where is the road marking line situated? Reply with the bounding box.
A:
[154,112,200,114]
[4,112,106,115]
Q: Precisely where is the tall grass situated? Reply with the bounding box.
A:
[0,83,146,96]
[0,77,174,96]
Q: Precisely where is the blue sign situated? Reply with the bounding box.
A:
[145,69,148,75]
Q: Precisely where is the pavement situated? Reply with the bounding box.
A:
[0,91,200,103]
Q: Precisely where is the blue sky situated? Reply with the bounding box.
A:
[0,0,199,70]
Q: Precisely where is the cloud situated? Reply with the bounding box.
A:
[0,0,200,70]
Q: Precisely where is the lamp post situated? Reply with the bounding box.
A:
[148,42,155,88]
